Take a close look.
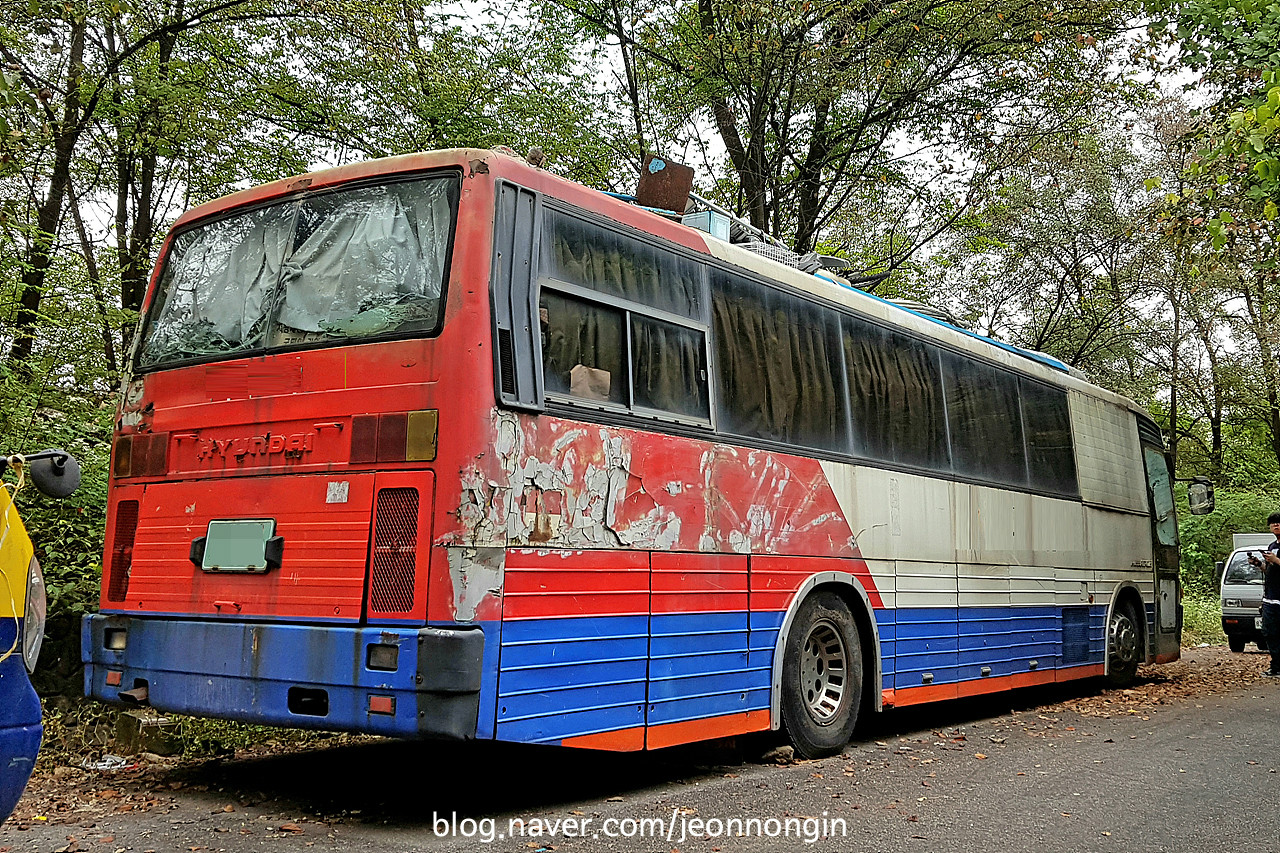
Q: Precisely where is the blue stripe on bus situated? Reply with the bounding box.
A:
[649,612,767,727]
[496,604,1112,742]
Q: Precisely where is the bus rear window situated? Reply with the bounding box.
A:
[138,175,458,369]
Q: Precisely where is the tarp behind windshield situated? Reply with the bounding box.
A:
[138,174,459,369]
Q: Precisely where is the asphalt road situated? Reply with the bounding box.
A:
[4,647,1278,853]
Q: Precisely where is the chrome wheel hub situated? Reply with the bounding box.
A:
[800,619,847,724]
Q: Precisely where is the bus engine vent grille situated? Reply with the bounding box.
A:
[1061,606,1090,664]
[370,488,419,614]
[107,500,140,603]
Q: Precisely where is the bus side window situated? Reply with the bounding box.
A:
[631,315,709,420]
[540,290,627,406]
[711,271,847,451]
[943,353,1028,487]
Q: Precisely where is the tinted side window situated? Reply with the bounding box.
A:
[543,210,703,318]
[631,315,709,420]
[1020,379,1078,496]
[844,317,949,470]
[943,354,1027,485]
[712,271,847,451]
[540,290,628,406]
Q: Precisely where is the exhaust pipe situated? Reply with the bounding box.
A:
[118,685,149,704]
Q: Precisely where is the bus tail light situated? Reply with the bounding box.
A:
[350,411,437,464]
[111,433,169,478]
[106,500,140,603]
[368,487,419,614]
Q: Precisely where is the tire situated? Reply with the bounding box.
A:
[1105,600,1142,686]
[1228,635,1246,653]
[780,591,862,759]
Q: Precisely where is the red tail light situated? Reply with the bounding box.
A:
[107,500,140,603]
[349,411,437,464]
[112,433,169,479]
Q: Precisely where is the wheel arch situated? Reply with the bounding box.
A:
[769,571,882,731]
[1105,581,1150,675]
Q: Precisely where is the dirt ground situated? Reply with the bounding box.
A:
[3,642,1274,844]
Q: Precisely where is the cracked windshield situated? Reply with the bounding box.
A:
[137,175,458,368]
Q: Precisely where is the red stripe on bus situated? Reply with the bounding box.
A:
[890,663,1107,707]
[503,549,650,620]
[560,726,645,751]
[645,710,771,750]
[750,555,884,610]
[651,553,749,614]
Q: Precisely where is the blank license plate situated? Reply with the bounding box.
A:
[202,519,275,573]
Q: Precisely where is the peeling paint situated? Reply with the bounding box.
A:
[446,546,504,622]
[451,409,857,556]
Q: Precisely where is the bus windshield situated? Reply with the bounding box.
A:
[138,175,458,369]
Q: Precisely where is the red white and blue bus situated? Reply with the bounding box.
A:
[84,149,1202,757]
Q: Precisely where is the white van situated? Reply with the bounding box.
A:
[1219,533,1275,653]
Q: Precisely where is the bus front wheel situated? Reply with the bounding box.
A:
[1106,600,1142,686]
[780,591,862,759]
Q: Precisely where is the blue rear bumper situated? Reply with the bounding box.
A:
[83,615,484,739]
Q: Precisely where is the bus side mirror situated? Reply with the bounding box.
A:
[28,449,81,499]
[1187,478,1214,515]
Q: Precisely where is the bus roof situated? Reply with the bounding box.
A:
[167,148,1153,426]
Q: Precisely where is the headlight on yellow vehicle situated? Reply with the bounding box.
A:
[22,555,45,673]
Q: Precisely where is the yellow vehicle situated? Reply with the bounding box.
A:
[0,450,80,824]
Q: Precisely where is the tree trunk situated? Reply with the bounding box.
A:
[7,20,87,370]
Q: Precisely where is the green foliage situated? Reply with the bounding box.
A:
[1177,485,1278,595]
[1180,595,1228,645]
[173,716,325,758]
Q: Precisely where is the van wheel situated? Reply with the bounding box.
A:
[1105,601,1141,686]
[780,592,862,759]
[1228,635,1246,653]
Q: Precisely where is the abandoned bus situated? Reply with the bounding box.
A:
[85,149,1193,757]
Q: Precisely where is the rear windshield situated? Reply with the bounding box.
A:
[137,174,459,369]
[1223,551,1265,585]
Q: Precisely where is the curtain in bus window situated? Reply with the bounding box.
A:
[540,290,628,405]
[544,211,703,318]
[711,272,846,450]
[275,179,452,338]
[843,317,949,471]
[1020,379,1079,496]
[138,204,294,367]
[943,353,1027,485]
[631,316,709,420]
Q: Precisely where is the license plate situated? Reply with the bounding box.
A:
[1256,616,1264,631]
[201,519,276,573]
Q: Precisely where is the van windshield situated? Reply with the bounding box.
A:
[138,175,458,369]
[1224,552,1265,585]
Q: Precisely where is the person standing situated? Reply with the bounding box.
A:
[1248,512,1280,677]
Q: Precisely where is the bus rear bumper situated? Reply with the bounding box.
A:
[82,615,483,740]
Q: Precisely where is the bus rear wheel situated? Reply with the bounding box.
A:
[1106,600,1142,686]
[780,591,862,759]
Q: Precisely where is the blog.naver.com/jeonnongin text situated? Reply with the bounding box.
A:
[432,810,848,845]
